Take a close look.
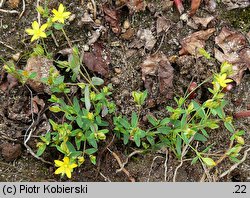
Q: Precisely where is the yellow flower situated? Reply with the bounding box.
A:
[25,21,47,42]
[213,73,233,88]
[87,112,94,121]
[52,4,71,24]
[54,157,77,178]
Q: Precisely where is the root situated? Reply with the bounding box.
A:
[107,148,135,182]
[147,155,164,182]
[219,147,250,179]
[19,0,26,19]
[116,150,144,173]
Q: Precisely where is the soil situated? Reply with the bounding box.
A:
[0,0,249,182]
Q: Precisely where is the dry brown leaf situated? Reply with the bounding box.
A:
[179,28,215,56]
[156,16,171,35]
[192,16,215,28]
[103,3,121,34]
[222,0,250,10]
[137,29,157,50]
[118,0,146,13]
[141,53,174,99]
[83,42,110,77]
[0,73,18,92]
[214,27,250,84]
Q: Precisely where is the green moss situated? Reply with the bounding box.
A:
[220,7,250,32]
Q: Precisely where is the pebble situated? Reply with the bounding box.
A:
[111,77,120,85]
[123,20,130,29]
[114,67,122,74]
[68,14,76,22]
[12,52,21,61]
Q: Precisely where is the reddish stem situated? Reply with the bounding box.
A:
[234,110,250,118]
[174,0,184,14]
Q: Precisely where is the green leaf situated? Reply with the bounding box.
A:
[91,77,104,86]
[84,85,91,111]
[147,114,158,127]
[66,141,76,153]
[191,156,199,165]
[119,117,130,129]
[176,136,182,158]
[73,97,81,113]
[85,148,98,155]
[198,48,210,59]
[29,72,37,79]
[202,157,216,167]
[146,135,155,145]
[53,23,64,30]
[49,105,61,113]
[200,129,209,138]
[90,155,96,165]
[36,144,46,157]
[194,133,207,142]
[140,90,148,105]
[160,117,170,125]
[157,126,171,135]
[224,122,234,133]
[131,112,138,127]
[134,132,141,147]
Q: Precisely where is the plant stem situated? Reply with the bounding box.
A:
[62,28,72,48]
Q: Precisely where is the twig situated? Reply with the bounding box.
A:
[99,172,111,182]
[153,34,165,55]
[107,148,135,182]
[0,131,18,142]
[18,0,26,19]
[219,147,250,179]
[90,0,97,20]
[116,150,144,173]
[0,41,16,51]
[24,85,53,165]
[0,8,19,14]
[51,32,59,47]
[164,149,169,181]
[37,0,41,25]
[147,156,164,182]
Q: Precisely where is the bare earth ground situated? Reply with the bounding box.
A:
[0,0,249,182]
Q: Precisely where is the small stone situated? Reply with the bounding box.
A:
[1,143,22,162]
[12,52,21,61]
[114,67,122,74]
[111,77,120,85]
[68,14,76,22]
[83,44,90,51]
[24,56,56,94]
[123,20,130,29]
[95,19,101,25]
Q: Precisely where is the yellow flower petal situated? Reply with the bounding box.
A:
[58,4,65,13]
[52,9,58,15]
[62,12,71,18]
[55,166,64,174]
[63,157,70,164]
[32,21,39,30]
[25,29,34,35]
[69,163,78,169]
[54,159,64,167]
[40,23,48,31]
[65,168,71,178]
[40,32,47,38]
[31,35,38,42]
